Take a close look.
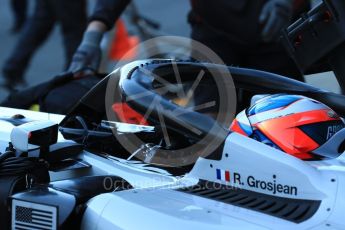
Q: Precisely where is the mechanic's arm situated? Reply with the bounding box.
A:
[69,0,131,72]
[259,0,294,42]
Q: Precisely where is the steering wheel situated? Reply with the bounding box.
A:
[118,60,236,143]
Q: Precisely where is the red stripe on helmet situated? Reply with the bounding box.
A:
[230,119,248,136]
[255,109,340,159]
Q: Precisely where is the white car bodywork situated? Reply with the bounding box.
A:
[1,107,344,230]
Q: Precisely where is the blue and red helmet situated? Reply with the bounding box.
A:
[230,94,344,160]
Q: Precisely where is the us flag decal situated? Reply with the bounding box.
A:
[12,199,57,230]
[216,169,230,182]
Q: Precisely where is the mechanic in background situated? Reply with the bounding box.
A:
[69,0,309,82]
[2,0,87,90]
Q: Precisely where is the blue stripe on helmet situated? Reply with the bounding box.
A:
[247,94,303,116]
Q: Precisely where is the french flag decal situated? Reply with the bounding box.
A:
[216,169,230,182]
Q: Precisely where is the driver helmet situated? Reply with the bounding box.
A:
[230,94,344,160]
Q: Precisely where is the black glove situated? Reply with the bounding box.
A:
[259,0,294,42]
[68,31,103,73]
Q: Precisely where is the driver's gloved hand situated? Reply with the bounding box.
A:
[68,31,103,73]
[259,0,294,42]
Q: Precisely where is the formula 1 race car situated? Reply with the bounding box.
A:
[0,59,344,230]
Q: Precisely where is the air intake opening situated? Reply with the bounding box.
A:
[179,180,321,223]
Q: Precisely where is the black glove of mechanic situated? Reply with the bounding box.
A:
[68,31,103,73]
[259,0,294,42]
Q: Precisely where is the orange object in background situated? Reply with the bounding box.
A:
[112,102,149,125]
[109,19,140,61]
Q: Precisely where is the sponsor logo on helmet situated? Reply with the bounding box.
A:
[327,124,344,140]
[327,110,338,118]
